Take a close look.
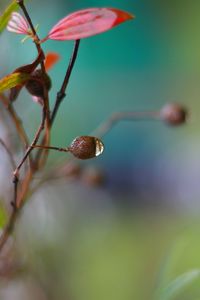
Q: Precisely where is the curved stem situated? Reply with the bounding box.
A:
[13,106,46,178]
[34,40,80,168]
[17,0,51,155]
[0,94,30,149]
[0,139,16,170]
[51,40,80,123]
[92,110,161,138]
[0,208,18,253]
[32,144,69,152]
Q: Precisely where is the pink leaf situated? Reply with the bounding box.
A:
[47,8,134,41]
[7,12,29,35]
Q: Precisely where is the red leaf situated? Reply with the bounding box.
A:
[47,8,134,41]
[14,51,44,74]
[44,52,60,71]
[9,51,44,101]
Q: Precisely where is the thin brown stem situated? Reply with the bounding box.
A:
[0,169,33,252]
[13,106,46,180]
[34,40,80,168]
[0,208,18,253]
[51,40,80,123]
[17,0,51,149]
[32,144,69,152]
[92,110,161,138]
[0,6,80,255]
[0,139,18,208]
[0,95,30,149]
[0,139,16,170]
[7,104,30,149]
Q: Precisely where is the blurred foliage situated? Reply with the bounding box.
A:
[0,1,18,34]
[11,206,200,300]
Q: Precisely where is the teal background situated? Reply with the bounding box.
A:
[30,0,200,208]
[0,1,200,299]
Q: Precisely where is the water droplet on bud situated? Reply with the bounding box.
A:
[94,138,104,157]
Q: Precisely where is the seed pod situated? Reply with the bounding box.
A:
[25,69,51,98]
[69,136,104,160]
[81,166,105,187]
[160,103,187,126]
[62,161,82,178]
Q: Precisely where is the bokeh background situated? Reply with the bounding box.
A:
[0,0,200,299]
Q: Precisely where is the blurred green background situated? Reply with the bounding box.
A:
[0,0,200,299]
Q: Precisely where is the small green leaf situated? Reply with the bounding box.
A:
[0,72,30,93]
[0,1,19,34]
[160,269,200,300]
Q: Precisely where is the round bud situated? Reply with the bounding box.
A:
[62,161,82,178]
[69,136,104,160]
[81,167,105,187]
[160,103,187,126]
[25,69,52,98]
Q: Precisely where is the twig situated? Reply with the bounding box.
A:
[0,209,18,253]
[13,106,46,182]
[0,106,46,252]
[0,139,16,170]
[32,145,69,152]
[92,110,160,138]
[51,40,80,123]
[7,104,30,149]
[34,40,80,167]
[0,6,80,255]
[0,94,30,149]
[17,0,51,156]
[0,139,18,209]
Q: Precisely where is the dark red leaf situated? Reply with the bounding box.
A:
[9,51,44,101]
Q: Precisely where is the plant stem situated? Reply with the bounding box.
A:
[17,0,51,152]
[0,94,30,149]
[51,40,80,123]
[13,106,46,178]
[32,145,69,152]
[0,139,16,170]
[0,9,80,254]
[92,110,161,137]
[0,208,18,253]
[34,40,80,168]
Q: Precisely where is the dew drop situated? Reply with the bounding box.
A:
[94,138,104,157]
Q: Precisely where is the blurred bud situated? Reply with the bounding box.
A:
[61,161,82,178]
[25,69,51,98]
[160,103,187,126]
[81,166,105,187]
[69,136,104,160]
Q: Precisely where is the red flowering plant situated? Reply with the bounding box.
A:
[0,0,187,274]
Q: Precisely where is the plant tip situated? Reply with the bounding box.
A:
[160,103,188,126]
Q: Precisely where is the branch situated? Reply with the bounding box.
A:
[34,40,80,168]
[17,0,51,152]
[0,208,18,253]
[92,110,160,137]
[50,40,80,123]
[13,106,46,180]
[0,94,30,149]
[0,139,16,170]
